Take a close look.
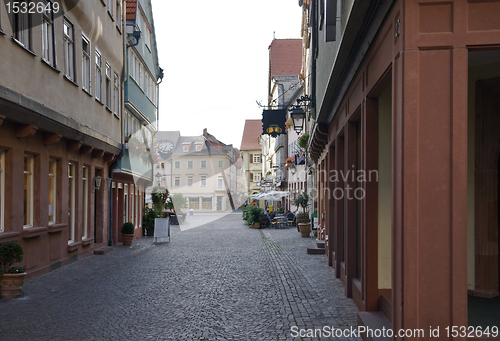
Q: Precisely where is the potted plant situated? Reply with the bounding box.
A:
[294,191,311,237]
[121,222,135,246]
[242,206,249,225]
[143,207,159,236]
[0,241,27,299]
[248,205,262,228]
[298,132,309,149]
[151,186,169,216]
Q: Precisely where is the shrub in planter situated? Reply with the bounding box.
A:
[248,205,262,227]
[121,222,135,246]
[0,241,26,299]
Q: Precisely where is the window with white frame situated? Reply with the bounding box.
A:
[116,0,121,30]
[174,177,180,187]
[200,175,207,187]
[95,49,102,101]
[68,162,75,242]
[105,63,111,109]
[174,161,180,169]
[218,160,224,169]
[13,10,31,49]
[253,172,262,183]
[113,72,119,116]
[108,0,113,17]
[24,155,34,228]
[48,159,57,224]
[63,19,75,81]
[82,166,88,238]
[82,34,91,92]
[200,160,207,169]
[195,144,202,152]
[187,161,193,169]
[217,176,224,190]
[187,176,193,187]
[0,150,4,232]
[253,154,261,163]
[42,0,55,67]
[182,144,189,152]
[130,184,135,228]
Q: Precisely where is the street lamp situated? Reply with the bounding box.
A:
[290,107,306,134]
[94,175,102,190]
[155,172,162,186]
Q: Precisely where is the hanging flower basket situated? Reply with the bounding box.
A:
[285,118,293,130]
[298,132,309,149]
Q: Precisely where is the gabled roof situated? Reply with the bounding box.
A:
[240,119,262,151]
[126,0,137,21]
[269,39,302,77]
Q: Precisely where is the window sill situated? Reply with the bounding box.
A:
[22,226,48,239]
[113,112,120,119]
[116,26,122,35]
[95,98,104,106]
[0,231,21,240]
[48,223,67,234]
[41,59,60,74]
[11,37,36,57]
[108,11,115,22]
[63,75,79,87]
[82,88,92,97]
[67,241,82,252]
[106,106,112,113]
[82,237,93,246]
[0,29,5,36]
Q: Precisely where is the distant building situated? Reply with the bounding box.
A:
[240,120,263,196]
[0,1,124,278]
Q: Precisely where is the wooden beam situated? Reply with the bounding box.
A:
[16,124,38,138]
[80,146,94,155]
[92,149,105,159]
[67,140,83,151]
[103,153,116,163]
[43,133,62,145]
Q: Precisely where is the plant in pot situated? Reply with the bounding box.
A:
[294,191,311,237]
[247,205,262,228]
[242,206,249,225]
[0,241,27,299]
[151,186,170,217]
[121,222,135,246]
[143,207,159,236]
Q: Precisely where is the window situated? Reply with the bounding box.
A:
[124,183,128,223]
[217,176,224,190]
[48,159,57,224]
[189,197,199,210]
[201,197,212,210]
[174,177,180,187]
[183,144,189,152]
[200,175,207,187]
[82,166,88,238]
[68,162,75,242]
[116,0,122,30]
[130,184,135,229]
[95,49,102,101]
[105,63,111,109]
[253,173,262,183]
[195,144,202,152]
[187,161,193,169]
[13,11,31,49]
[187,176,193,187]
[63,19,75,81]
[218,160,224,169]
[24,155,34,227]
[82,35,91,92]
[0,150,4,232]
[42,1,55,66]
[108,0,113,17]
[200,160,207,169]
[174,161,180,169]
[113,72,119,115]
[253,154,261,163]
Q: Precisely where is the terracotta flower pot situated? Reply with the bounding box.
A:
[0,272,27,299]
[121,233,134,246]
[298,223,311,238]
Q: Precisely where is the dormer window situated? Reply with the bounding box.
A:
[195,144,202,152]
[182,144,189,152]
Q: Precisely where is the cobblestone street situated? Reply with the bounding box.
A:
[0,211,360,341]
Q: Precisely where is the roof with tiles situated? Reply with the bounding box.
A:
[269,39,302,77]
[240,119,262,151]
[126,0,137,21]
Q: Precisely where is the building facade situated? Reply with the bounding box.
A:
[240,119,263,197]
[111,0,162,244]
[303,0,500,337]
[0,0,124,278]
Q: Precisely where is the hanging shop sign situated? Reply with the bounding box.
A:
[262,109,286,137]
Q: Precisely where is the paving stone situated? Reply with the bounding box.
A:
[0,211,360,340]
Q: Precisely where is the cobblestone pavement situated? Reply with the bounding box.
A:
[0,211,361,341]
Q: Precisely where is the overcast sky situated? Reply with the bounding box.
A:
[151,0,303,148]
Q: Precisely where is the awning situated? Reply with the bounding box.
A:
[249,191,291,201]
